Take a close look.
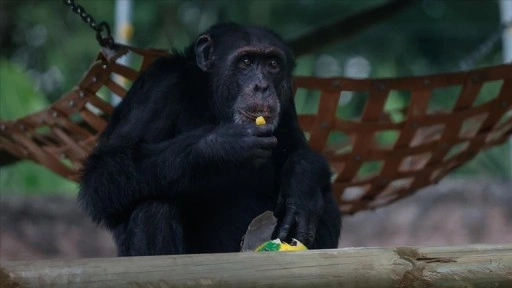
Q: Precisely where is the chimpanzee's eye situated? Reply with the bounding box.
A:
[240,57,252,67]
[268,59,280,72]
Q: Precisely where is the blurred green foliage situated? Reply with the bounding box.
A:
[0,59,78,194]
[0,0,509,195]
[0,59,47,120]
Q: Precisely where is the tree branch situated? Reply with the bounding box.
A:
[287,0,419,56]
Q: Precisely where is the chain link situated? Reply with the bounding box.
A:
[63,0,116,49]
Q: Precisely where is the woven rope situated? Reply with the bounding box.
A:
[1,45,511,214]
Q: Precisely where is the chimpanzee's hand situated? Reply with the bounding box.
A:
[274,150,331,247]
[202,123,277,166]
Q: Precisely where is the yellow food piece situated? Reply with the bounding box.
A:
[255,238,308,252]
[255,116,266,126]
[280,239,308,251]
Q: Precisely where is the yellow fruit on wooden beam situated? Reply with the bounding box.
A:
[255,238,308,252]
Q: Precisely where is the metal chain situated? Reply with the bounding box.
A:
[62,0,116,49]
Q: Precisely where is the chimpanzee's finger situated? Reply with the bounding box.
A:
[254,125,274,137]
[254,136,277,149]
[253,149,272,161]
[274,194,285,217]
[307,218,318,246]
[277,206,296,240]
[295,214,316,247]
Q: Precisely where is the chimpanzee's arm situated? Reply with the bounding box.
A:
[273,100,335,247]
[78,57,275,228]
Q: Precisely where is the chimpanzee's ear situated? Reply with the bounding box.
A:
[195,35,213,72]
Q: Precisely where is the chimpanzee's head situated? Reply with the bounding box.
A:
[192,23,296,128]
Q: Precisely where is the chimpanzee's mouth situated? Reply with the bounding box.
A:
[239,110,272,122]
[234,103,280,126]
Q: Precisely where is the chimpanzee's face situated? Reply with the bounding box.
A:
[229,45,286,127]
[194,24,295,128]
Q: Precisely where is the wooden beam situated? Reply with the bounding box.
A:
[1,244,511,287]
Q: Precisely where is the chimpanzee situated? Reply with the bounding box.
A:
[79,23,341,256]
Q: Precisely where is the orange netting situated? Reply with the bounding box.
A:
[1,45,511,214]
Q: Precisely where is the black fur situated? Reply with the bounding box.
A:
[79,23,341,256]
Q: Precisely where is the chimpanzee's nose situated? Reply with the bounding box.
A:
[253,80,269,93]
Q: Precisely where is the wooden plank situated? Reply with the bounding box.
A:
[1,244,511,288]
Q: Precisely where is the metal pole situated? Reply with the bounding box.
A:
[111,0,134,106]
[499,0,512,178]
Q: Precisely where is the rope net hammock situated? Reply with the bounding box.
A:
[0,45,511,214]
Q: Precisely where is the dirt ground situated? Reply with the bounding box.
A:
[1,177,511,261]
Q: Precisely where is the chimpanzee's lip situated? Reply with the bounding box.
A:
[239,110,272,121]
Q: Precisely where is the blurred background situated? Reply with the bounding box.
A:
[0,0,511,260]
